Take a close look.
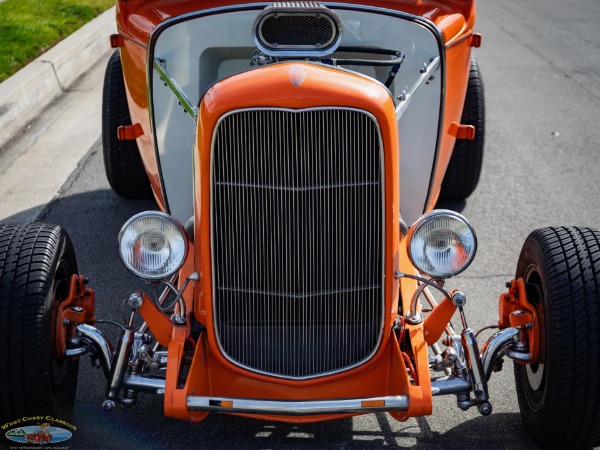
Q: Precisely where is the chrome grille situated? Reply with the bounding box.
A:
[211,108,383,379]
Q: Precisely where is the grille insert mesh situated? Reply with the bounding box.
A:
[260,15,335,47]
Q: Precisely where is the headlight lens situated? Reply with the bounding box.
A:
[406,210,477,278]
[118,212,188,280]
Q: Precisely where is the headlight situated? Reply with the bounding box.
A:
[406,210,477,278]
[118,211,188,280]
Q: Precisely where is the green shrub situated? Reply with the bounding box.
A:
[0,0,114,82]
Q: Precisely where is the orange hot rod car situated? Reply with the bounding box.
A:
[2,0,600,448]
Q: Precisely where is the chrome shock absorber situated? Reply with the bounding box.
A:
[106,328,135,401]
[102,293,142,411]
[454,291,492,416]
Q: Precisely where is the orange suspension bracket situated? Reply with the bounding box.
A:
[117,123,143,141]
[498,278,540,364]
[469,33,482,48]
[449,122,476,140]
[109,33,125,48]
[54,274,96,360]
[164,326,189,419]
[423,297,457,346]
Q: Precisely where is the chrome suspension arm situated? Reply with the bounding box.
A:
[73,323,115,377]
[479,327,520,380]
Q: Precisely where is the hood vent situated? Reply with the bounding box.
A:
[253,2,342,57]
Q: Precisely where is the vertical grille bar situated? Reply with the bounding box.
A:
[212,108,384,379]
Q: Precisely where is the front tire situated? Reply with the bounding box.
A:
[0,223,80,422]
[514,227,600,448]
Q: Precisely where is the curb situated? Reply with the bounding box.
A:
[0,6,116,150]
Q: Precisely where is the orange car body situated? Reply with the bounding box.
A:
[117,0,476,212]
[113,0,476,423]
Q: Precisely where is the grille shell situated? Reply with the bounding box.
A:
[211,108,384,379]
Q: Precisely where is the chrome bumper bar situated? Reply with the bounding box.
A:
[186,396,409,415]
[121,375,409,415]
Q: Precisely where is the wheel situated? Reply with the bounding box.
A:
[102,49,152,199]
[514,227,600,448]
[439,55,485,201]
[0,223,80,422]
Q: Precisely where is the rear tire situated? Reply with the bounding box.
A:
[440,56,485,201]
[102,49,152,199]
[0,223,80,422]
[514,227,600,448]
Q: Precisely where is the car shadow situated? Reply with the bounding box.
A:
[183,410,536,449]
[69,394,537,449]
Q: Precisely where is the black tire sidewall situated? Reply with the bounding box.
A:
[102,49,151,199]
[514,235,554,436]
[513,227,600,448]
[0,224,80,423]
[44,230,80,419]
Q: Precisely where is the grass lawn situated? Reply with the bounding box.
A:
[0,0,115,82]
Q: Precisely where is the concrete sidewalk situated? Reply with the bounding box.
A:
[0,7,116,223]
[0,6,116,150]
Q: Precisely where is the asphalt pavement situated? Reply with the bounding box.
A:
[1,0,600,448]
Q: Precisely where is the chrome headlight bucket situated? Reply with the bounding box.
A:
[118,211,188,280]
[406,210,477,278]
